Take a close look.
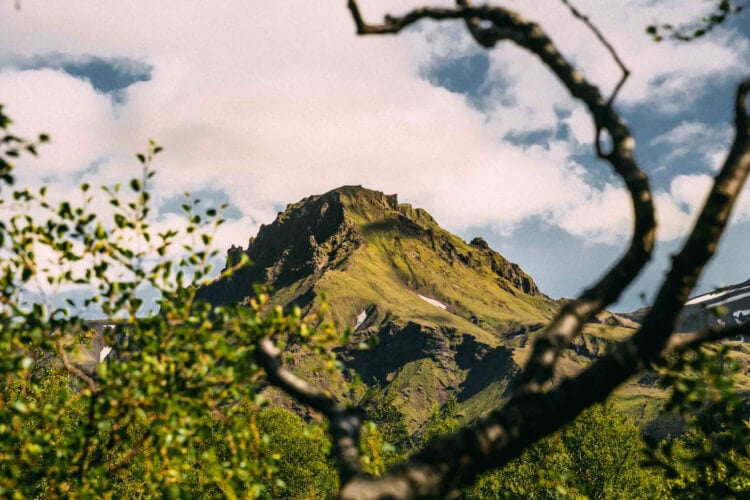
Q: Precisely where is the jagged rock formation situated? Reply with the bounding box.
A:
[199,186,543,308]
[197,186,560,424]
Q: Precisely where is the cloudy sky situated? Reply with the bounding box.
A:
[1,0,748,311]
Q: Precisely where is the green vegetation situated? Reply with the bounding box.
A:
[464,402,665,499]
[0,108,343,497]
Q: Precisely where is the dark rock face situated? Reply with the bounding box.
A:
[455,334,517,402]
[197,188,362,305]
[345,322,449,385]
[343,323,519,404]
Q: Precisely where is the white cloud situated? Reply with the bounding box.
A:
[564,107,595,146]
[0,69,119,175]
[552,184,631,244]
[649,174,750,242]
[0,0,747,257]
[669,174,712,213]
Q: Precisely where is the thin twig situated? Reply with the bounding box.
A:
[55,336,97,393]
[559,0,630,156]
[560,0,630,108]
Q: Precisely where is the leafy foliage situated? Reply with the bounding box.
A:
[464,402,664,499]
[0,112,342,497]
[648,346,750,498]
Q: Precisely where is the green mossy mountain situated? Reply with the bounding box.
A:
[198,186,560,424]
[197,186,750,430]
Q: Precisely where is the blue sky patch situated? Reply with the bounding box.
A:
[159,188,244,221]
[420,51,496,109]
[6,53,152,99]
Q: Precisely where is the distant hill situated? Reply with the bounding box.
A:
[677,279,750,334]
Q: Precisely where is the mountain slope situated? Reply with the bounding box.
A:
[199,186,554,334]
[197,187,662,427]
[198,186,567,423]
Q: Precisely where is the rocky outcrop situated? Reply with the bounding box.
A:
[198,185,544,304]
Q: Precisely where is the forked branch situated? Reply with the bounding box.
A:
[337,65,750,497]
[244,3,750,497]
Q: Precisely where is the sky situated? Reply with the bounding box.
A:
[0,0,748,312]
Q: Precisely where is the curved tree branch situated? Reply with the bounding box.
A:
[338,74,750,499]
[55,336,97,394]
[347,0,656,393]
[329,3,750,498]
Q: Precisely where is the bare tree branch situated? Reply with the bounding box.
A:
[348,0,656,393]
[331,3,750,498]
[339,74,750,500]
[255,337,363,484]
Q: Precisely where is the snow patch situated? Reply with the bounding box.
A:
[99,345,113,363]
[685,284,750,306]
[418,294,447,310]
[354,310,367,330]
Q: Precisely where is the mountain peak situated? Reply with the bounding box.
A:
[199,186,544,308]
[291,185,436,228]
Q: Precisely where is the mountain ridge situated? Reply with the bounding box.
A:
[199,185,545,315]
[197,186,749,431]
